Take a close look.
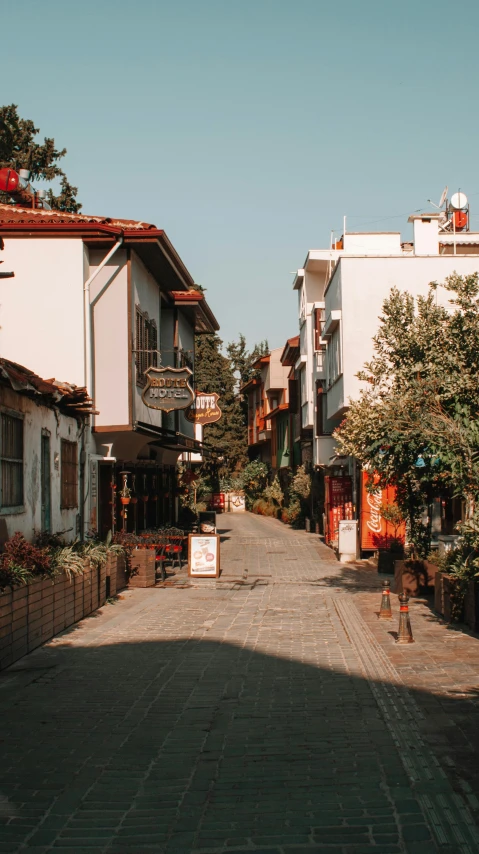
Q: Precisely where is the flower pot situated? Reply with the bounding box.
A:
[130,497,138,505]
[142,496,149,503]
[120,497,130,506]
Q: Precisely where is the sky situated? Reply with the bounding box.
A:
[3,0,479,350]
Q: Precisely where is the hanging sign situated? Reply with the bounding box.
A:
[188,534,220,577]
[360,472,406,550]
[141,366,194,413]
[185,391,222,425]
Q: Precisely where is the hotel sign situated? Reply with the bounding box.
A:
[142,366,194,413]
[185,392,222,425]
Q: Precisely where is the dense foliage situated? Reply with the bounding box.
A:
[335,273,479,556]
[194,332,269,488]
[0,532,123,591]
[0,104,81,212]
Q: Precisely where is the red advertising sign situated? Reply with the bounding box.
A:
[360,472,406,550]
[325,476,353,545]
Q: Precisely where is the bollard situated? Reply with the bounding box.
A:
[396,592,414,644]
[379,580,392,619]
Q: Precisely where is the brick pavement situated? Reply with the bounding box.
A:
[0,513,479,852]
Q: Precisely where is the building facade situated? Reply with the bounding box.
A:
[292,205,479,546]
[0,203,219,538]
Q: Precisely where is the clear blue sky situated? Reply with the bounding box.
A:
[3,0,479,350]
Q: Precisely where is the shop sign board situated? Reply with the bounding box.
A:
[141,366,194,413]
[188,534,220,577]
[360,472,406,550]
[186,391,222,425]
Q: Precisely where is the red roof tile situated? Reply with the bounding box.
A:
[0,358,96,415]
[0,203,158,231]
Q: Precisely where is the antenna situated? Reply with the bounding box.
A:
[427,185,448,210]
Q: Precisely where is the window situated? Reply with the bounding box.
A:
[316,381,332,436]
[327,326,342,387]
[288,378,298,414]
[61,440,78,509]
[300,367,308,407]
[1,412,23,508]
[135,307,158,385]
[314,307,326,351]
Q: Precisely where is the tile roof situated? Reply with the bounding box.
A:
[0,203,158,231]
[0,358,96,415]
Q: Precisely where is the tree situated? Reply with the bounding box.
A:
[0,104,81,212]
[194,333,249,484]
[335,274,479,556]
[226,334,269,387]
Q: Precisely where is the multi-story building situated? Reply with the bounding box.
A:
[0,199,218,537]
[292,196,479,545]
[241,347,290,474]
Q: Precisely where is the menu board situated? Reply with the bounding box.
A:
[188,534,220,577]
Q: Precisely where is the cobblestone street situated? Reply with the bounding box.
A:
[1,513,479,853]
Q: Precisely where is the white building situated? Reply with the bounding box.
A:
[293,207,479,468]
[0,358,94,542]
[0,203,218,537]
[292,202,479,541]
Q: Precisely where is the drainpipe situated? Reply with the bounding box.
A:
[83,237,124,392]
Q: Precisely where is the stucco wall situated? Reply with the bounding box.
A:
[90,249,129,428]
[0,384,82,540]
[0,239,85,387]
[328,254,479,417]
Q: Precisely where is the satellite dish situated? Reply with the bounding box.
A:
[439,186,448,208]
[450,191,468,210]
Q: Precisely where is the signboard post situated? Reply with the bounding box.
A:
[188,534,220,578]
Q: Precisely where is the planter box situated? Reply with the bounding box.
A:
[394,560,438,596]
[378,549,403,575]
[434,572,461,622]
[129,550,156,588]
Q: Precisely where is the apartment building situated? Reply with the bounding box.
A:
[292,194,479,545]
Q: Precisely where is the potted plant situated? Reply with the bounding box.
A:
[120,486,131,506]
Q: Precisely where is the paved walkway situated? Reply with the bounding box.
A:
[1,513,479,853]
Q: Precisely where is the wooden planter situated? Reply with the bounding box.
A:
[394,560,438,596]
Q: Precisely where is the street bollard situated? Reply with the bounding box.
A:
[396,592,414,644]
[379,580,392,619]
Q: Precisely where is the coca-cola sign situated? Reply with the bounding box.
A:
[360,472,405,550]
[141,366,194,413]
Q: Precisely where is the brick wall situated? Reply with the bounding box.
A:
[128,549,156,588]
[0,553,127,672]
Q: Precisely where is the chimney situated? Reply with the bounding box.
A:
[408,213,440,255]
